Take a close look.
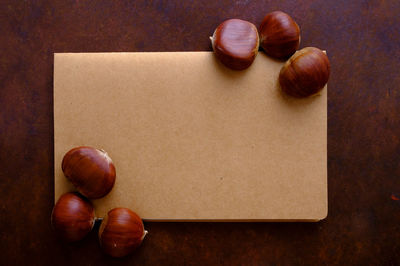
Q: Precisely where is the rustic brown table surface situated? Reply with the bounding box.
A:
[1,1,400,265]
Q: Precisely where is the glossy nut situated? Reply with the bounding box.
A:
[279,47,330,98]
[259,11,300,59]
[99,208,147,257]
[62,146,116,199]
[51,192,95,242]
[211,19,259,70]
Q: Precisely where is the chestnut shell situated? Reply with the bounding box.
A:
[99,208,146,257]
[62,146,116,199]
[259,11,300,59]
[279,47,330,98]
[211,19,259,70]
[51,192,95,242]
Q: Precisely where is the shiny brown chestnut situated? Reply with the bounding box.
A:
[211,19,259,70]
[259,11,300,59]
[99,208,147,257]
[51,192,95,242]
[279,47,330,98]
[62,146,116,199]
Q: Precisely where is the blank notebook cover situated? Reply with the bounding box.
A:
[54,52,327,221]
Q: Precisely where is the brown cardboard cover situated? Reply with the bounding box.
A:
[54,52,327,221]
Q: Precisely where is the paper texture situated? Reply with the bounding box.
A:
[54,52,327,221]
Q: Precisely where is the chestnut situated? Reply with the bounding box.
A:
[279,47,330,98]
[51,192,95,242]
[259,11,300,59]
[99,208,147,257]
[210,19,259,70]
[62,146,116,199]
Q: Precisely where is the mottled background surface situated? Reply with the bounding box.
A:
[1,0,399,265]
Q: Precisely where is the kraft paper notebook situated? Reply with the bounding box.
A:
[54,52,327,221]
